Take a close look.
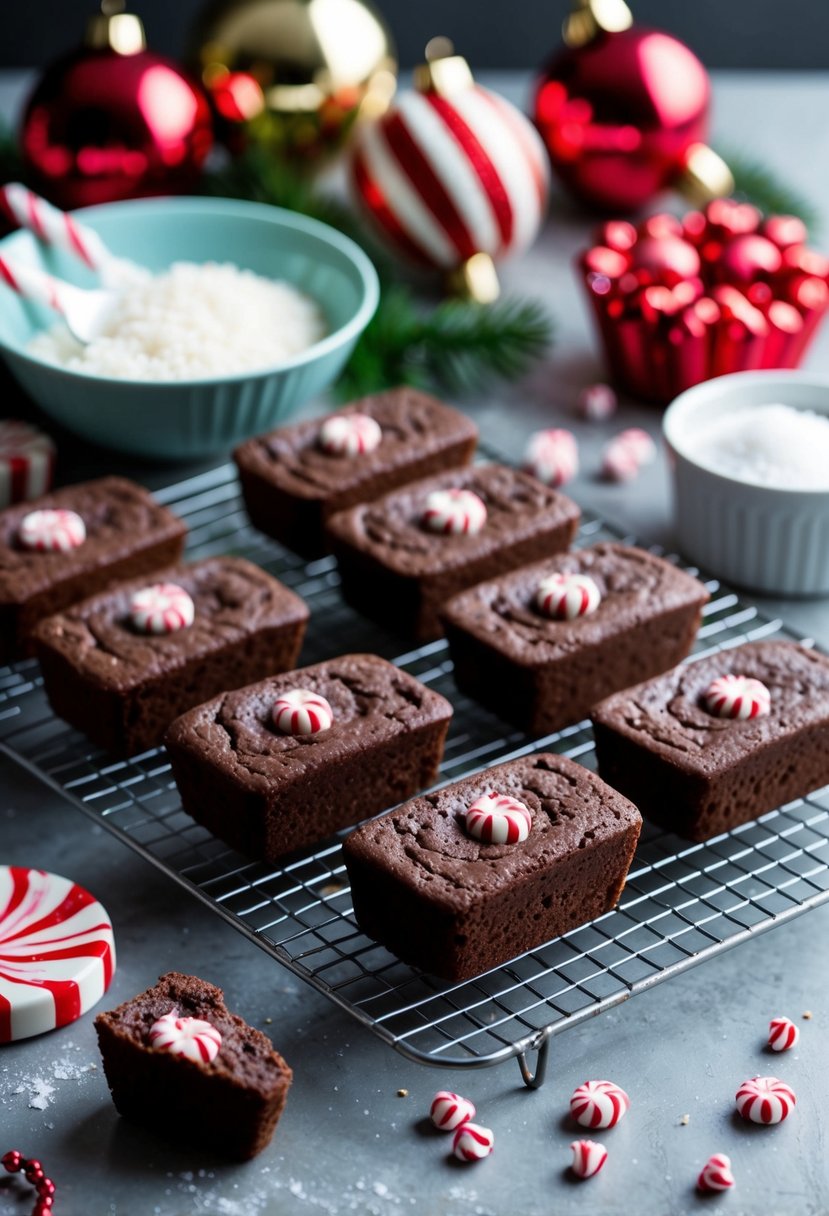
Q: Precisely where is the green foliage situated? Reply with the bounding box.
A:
[719,148,820,235]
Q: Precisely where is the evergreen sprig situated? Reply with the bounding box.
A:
[717,147,820,234]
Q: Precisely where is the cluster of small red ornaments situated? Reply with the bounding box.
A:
[578,200,829,403]
[2,1151,56,1215]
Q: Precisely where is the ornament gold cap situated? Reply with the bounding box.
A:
[676,143,736,206]
[413,37,474,97]
[86,0,146,55]
[563,0,633,48]
[447,253,501,304]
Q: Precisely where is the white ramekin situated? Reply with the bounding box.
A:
[662,371,829,596]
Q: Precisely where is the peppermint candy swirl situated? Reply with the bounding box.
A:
[318,412,382,457]
[129,583,195,635]
[735,1076,796,1124]
[768,1016,800,1052]
[576,384,617,422]
[430,1090,476,1131]
[569,1139,608,1180]
[601,439,640,483]
[703,675,771,720]
[462,793,532,846]
[149,1012,222,1064]
[272,688,334,736]
[452,1122,494,1162]
[422,488,487,536]
[536,572,601,621]
[0,419,55,507]
[18,508,85,552]
[524,428,578,487]
[615,428,657,465]
[570,1080,630,1130]
[697,1152,735,1193]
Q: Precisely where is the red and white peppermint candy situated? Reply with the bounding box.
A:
[149,1012,222,1064]
[129,583,195,635]
[569,1139,608,1180]
[422,488,487,536]
[452,1122,494,1162]
[614,428,657,465]
[570,1080,630,1130]
[18,507,85,552]
[703,674,771,720]
[430,1090,476,1131]
[535,572,601,621]
[462,793,532,845]
[272,688,334,736]
[0,419,55,508]
[697,1152,735,1193]
[600,439,640,483]
[524,428,578,488]
[735,1076,796,1124]
[768,1016,800,1053]
[318,412,382,457]
[576,384,617,422]
[0,865,115,1043]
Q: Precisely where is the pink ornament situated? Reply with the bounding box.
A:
[524,428,578,487]
[129,583,195,635]
[272,689,334,736]
[430,1090,476,1131]
[149,1012,222,1064]
[569,1139,608,1180]
[576,384,617,422]
[452,1122,494,1161]
[735,1076,796,1124]
[462,793,533,845]
[0,419,55,508]
[600,440,640,483]
[536,571,601,621]
[703,675,771,720]
[318,412,382,457]
[18,507,85,552]
[422,488,487,536]
[570,1080,630,1130]
[768,1017,800,1053]
[697,1152,735,1193]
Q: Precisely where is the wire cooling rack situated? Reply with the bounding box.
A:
[2,462,828,1088]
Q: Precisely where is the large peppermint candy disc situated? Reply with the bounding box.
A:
[768,1016,800,1053]
[318,412,382,457]
[422,488,487,536]
[0,419,55,507]
[703,675,771,720]
[452,1122,494,1162]
[0,865,115,1043]
[430,1090,476,1131]
[569,1139,608,1180]
[129,583,195,635]
[272,688,334,736]
[536,572,601,621]
[149,1012,222,1064]
[524,428,578,488]
[18,508,85,552]
[462,793,532,845]
[570,1080,630,1130]
[735,1076,796,1124]
[697,1152,735,1193]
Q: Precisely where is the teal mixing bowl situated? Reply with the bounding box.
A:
[0,197,379,460]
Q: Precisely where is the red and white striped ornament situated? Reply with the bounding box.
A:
[703,674,771,720]
[452,1122,494,1161]
[0,420,55,508]
[129,583,195,635]
[569,1139,608,1180]
[18,507,85,552]
[149,1012,222,1064]
[422,487,487,536]
[536,571,601,621]
[735,1076,796,1124]
[524,428,578,488]
[430,1090,476,1131]
[272,688,334,736]
[570,1080,630,1130]
[462,793,532,845]
[768,1016,800,1053]
[576,384,617,422]
[697,1152,735,1193]
[318,412,382,457]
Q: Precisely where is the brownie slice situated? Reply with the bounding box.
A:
[0,476,186,663]
[343,753,642,981]
[33,556,309,756]
[441,543,709,734]
[95,972,292,1160]
[234,387,478,558]
[165,653,453,861]
[326,465,581,642]
[592,640,829,841]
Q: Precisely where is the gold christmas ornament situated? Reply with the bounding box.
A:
[190,0,397,161]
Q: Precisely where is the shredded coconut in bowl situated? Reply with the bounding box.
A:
[692,403,829,491]
[28,261,327,381]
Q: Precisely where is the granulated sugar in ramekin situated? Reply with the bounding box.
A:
[693,402,829,490]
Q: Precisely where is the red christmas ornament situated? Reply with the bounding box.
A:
[20,2,212,211]
[533,0,733,213]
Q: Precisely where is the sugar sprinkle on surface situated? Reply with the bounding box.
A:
[692,403,829,490]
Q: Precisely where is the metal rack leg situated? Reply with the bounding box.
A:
[516,1032,550,1089]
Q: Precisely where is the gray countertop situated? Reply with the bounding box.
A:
[2,71,829,1216]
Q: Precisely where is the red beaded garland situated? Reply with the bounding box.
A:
[2,1150,57,1214]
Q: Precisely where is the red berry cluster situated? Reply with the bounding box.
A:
[1,1150,56,1214]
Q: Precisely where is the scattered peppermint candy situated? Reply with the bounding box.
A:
[576,384,617,422]
[697,1152,735,1193]
[18,508,85,552]
[703,674,771,720]
[570,1080,630,1130]
[0,419,55,507]
[129,583,195,635]
[615,427,657,465]
[430,1091,476,1131]
[536,571,601,620]
[452,1122,494,1162]
[462,793,532,845]
[318,412,382,456]
[569,1139,608,1179]
[422,488,487,536]
[524,428,578,487]
[272,688,334,736]
[768,1016,800,1052]
[600,439,640,483]
[149,1012,222,1064]
[735,1076,796,1124]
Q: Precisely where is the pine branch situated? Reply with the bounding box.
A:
[717,147,820,234]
